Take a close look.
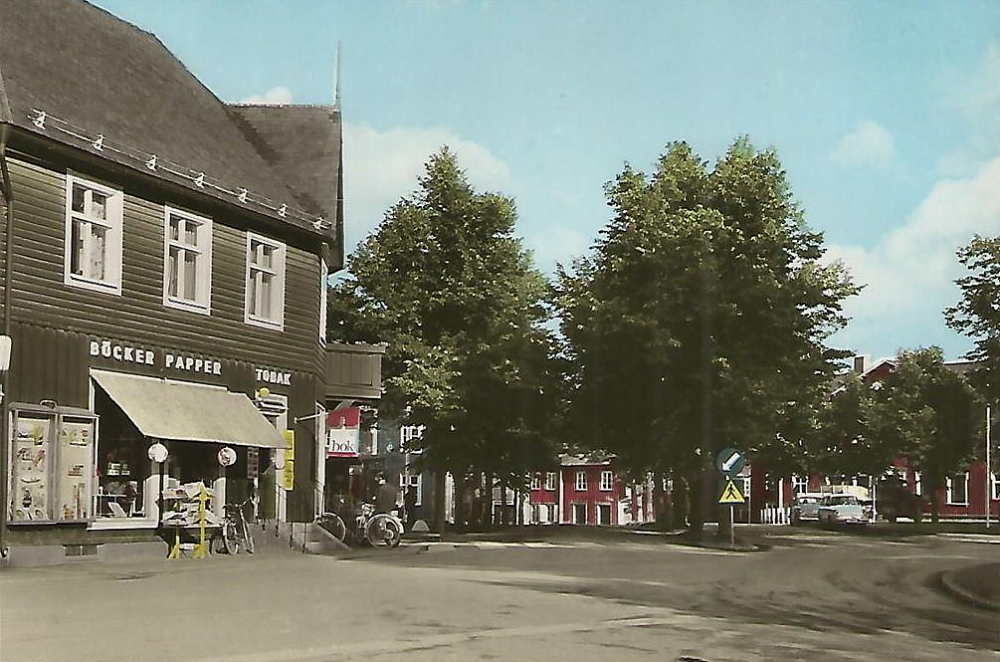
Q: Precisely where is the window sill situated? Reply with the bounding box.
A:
[245,315,284,332]
[89,517,157,531]
[164,296,211,316]
[65,274,122,296]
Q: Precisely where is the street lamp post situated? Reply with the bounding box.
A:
[987,404,992,530]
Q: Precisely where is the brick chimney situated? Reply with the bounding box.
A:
[853,355,869,373]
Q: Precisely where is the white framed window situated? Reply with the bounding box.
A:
[913,471,922,496]
[545,472,557,491]
[530,473,541,490]
[319,259,328,343]
[792,475,808,494]
[575,470,587,491]
[400,425,425,449]
[162,207,212,314]
[399,473,421,507]
[992,473,1000,501]
[947,473,969,505]
[600,470,613,491]
[64,175,123,295]
[245,233,286,330]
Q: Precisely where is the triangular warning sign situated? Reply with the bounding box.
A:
[719,479,745,504]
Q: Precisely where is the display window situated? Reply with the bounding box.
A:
[9,405,97,524]
[94,388,148,519]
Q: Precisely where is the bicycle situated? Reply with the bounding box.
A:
[356,502,403,548]
[215,497,255,555]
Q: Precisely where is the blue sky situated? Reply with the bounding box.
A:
[93,0,1000,362]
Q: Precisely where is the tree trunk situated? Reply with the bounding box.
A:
[653,474,670,530]
[500,479,508,526]
[670,474,688,530]
[930,489,940,524]
[484,470,494,531]
[688,470,705,534]
[433,466,447,535]
[454,471,467,531]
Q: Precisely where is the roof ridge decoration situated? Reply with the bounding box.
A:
[27,107,332,232]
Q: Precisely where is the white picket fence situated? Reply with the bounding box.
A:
[760,506,791,525]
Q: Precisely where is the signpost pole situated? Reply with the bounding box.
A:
[986,404,991,530]
[730,505,735,548]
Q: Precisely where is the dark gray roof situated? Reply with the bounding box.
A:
[227,104,342,224]
[0,0,338,235]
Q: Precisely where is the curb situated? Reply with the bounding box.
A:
[939,568,1000,612]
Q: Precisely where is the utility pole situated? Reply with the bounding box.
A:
[987,404,992,529]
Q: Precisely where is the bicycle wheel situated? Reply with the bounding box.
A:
[222,519,239,555]
[365,514,401,548]
[318,512,347,542]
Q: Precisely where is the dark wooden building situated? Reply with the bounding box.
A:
[0,0,344,557]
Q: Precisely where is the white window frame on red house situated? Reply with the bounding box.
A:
[530,473,541,490]
[545,472,557,491]
[599,470,613,491]
[913,471,922,496]
[946,473,969,505]
[163,206,212,314]
[575,470,587,491]
[597,503,612,525]
[64,174,124,295]
[992,473,1000,501]
[398,473,421,507]
[792,475,808,494]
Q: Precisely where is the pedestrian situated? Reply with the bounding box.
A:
[404,486,417,530]
[375,474,398,515]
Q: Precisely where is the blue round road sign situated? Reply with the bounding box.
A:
[715,447,744,476]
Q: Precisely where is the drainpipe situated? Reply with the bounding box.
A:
[0,124,13,559]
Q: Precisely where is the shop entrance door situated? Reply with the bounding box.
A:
[257,394,288,522]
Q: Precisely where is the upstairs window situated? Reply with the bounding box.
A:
[245,233,286,329]
[163,208,212,313]
[530,473,541,490]
[545,472,557,491]
[64,175,123,294]
[600,470,613,491]
[575,470,587,492]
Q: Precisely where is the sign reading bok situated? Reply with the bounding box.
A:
[327,407,361,458]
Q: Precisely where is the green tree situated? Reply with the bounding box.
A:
[945,234,1000,405]
[555,139,858,535]
[876,348,983,522]
[328,148,558,531]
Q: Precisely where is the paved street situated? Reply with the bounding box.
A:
[1,528,998,662]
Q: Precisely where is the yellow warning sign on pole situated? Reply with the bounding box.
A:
[719,479,745,505]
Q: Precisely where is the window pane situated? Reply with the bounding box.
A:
[259,273,272,319]
[89,224,107,280]
[248,270,258,315]
[170,217,180,242]
[184,220,198,247]
[70,221,85,275]
[88,192,107,221]
[72,185,86,213]
[183,251,197,301]
[167,247,179,297]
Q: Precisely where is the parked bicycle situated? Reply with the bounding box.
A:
[215,496,255,555]
[317,498,403,548]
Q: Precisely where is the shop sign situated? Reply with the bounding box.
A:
[148,442,168,463]
[281,430,295,490]
[255,367,292,386]
[89,339,223,376]
[218,446,237,467]
[327,428,360,457]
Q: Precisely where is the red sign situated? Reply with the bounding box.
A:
[327,407,361,458]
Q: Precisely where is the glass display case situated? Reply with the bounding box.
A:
[9,405,98,524]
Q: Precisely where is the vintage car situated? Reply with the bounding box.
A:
[790,493,826,525]
[817,494,868,527]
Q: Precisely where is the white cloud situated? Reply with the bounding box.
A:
[830,120,896,168]
[238,86,294,105]
[342,123,512,250]
[825,151,1000,352]
[526,226,590,274]
[948,42,1000,120]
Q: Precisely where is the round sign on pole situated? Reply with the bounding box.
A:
[148,442,168,464]
[273,451,285,470]
[217,446,237,467]
[715,447,744,477]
